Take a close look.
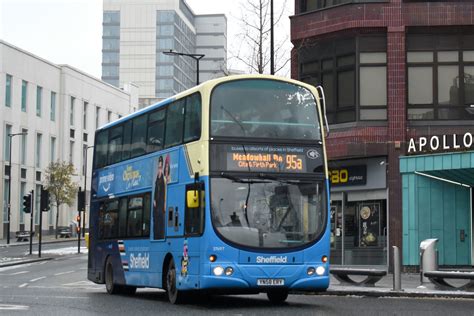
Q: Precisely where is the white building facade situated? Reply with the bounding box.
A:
[0,40,138,240]
[102,0,227,108]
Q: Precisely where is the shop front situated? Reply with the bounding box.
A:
[400,134,474,267]
[329,157,388,267]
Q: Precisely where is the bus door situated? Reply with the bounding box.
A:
[172,182,205,289]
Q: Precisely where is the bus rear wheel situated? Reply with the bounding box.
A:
[166,257,187,304]
[105,257,121,295]
[266,289,288,304]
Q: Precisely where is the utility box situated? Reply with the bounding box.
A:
[419,238,438,283]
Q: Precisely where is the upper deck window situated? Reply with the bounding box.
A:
[93,92,201,170]
[210,79,321,141]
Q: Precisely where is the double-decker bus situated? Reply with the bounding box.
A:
[88,75,330,304]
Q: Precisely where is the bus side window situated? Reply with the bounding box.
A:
[108,125,123,165]
[118,197,128,238]
[94,130,109,169]
[122,120,132,160]
[130,115,147,158]
[142,193,151,236]
[147,109,166,153]
[164,99,185,148]
[184,93,201,143]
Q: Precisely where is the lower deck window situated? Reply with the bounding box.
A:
[98,193,151,240]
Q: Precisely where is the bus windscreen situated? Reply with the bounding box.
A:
[210,79,321,140]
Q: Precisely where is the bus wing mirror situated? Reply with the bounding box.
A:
[186,190,200,208]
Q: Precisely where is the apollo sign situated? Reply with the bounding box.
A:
[408,132,474,154]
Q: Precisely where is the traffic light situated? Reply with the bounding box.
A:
[78,189,85,212]
[22,194,31,213]
[40,186,50,212]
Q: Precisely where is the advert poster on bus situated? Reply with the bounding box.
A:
[152,151,179,240]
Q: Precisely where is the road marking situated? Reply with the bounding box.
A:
[10,271,29,275]
[28,285,103,291]
[0,293,91,299]
[30,276,46,282]
[54,270,75,276]
[18,283,28,288]
[0,304,29,311]
[63,281,96,286]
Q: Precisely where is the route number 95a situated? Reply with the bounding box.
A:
[286,155,303,170]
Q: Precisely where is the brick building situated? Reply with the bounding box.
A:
[291,1,474,268]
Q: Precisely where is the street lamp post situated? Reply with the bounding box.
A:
[6,131,27,244]
[270,0,275,75]
[162,50,205,86]
[82,145,94,237]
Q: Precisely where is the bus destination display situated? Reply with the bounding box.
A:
[211,144,323,173]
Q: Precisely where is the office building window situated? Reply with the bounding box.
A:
[36,133,42,168]
[70,96,75,126]
[69,141,74,164]
[21,80,27,112]
[50,136,56,162]
[299,35,387,123]
[359,52,387,120]
[83,145,88,176]
[83,102,88,130]
[36,86,42,117]
[5,74,12,107]
[95,106,100,129]
[4,124,12,160]
[407,33,474,120]
[50,92,56,121]
[108,110,112,122]
[20,129,27,165]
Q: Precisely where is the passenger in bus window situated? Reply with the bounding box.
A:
[153,156,166,239]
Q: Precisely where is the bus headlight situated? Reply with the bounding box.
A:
[316,266,326,276]
[225,267,234,276]
[307,267,316,276]
[213,266,224,276]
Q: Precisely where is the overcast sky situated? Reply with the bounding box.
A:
[0,0,293,79]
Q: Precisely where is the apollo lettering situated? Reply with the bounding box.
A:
[256,256,288,264]
[408,133,474,154]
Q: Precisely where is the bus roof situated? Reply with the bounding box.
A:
[98,74,319,131]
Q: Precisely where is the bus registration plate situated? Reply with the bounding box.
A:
[257,279,284,286]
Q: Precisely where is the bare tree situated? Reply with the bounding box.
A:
[44,161,78,238]
[231,0,291,75]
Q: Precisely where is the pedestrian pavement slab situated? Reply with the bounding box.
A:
[324,274,474,299]
[0,235,83,248]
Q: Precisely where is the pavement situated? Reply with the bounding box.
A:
[324,272,474,299]
[0,234,84,267]
[1,237,473,299]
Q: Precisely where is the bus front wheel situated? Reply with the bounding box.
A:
[166,257,187,304]
[266,289,288,304]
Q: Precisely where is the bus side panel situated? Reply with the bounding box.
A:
[117,147,202,289]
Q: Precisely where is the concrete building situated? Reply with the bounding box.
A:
[0,40,138,240]
[291,1,474,269]
[102,0,227,108]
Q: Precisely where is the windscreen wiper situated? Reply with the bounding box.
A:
[257,173,318,184]
[220,172,269,184]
